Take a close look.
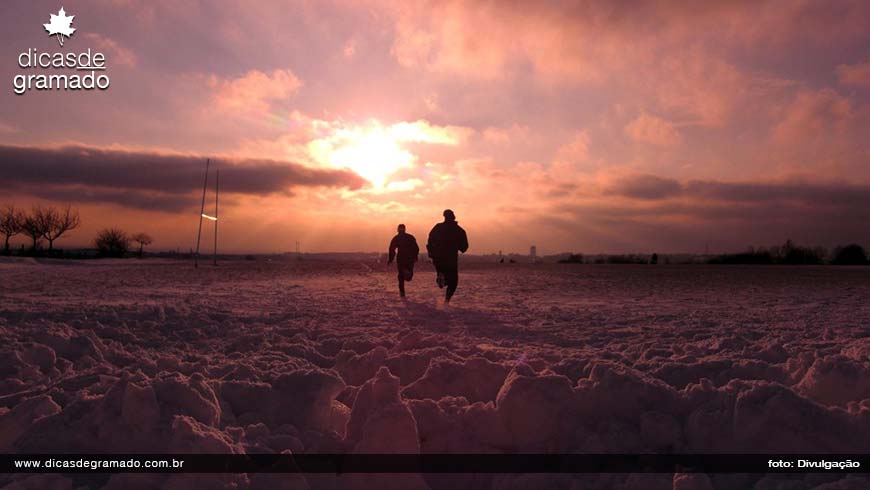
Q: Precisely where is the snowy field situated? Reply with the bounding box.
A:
[1,258,869,489]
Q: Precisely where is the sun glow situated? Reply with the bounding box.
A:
[308,120,468,189]
[322,127,414,188]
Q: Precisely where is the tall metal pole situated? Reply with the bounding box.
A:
[213,168,219,266]
[195,158,209,268]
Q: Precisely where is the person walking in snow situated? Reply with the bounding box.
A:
[388,224,420,298]
[427,209,469,303]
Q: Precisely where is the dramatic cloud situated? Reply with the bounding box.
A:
[555,175,870,251]
[0,144,365,211]
[624,114,682,147]
[208,69,303,113]
[683,180,870,207]
[82,33,137,68]
[771,89,854,144]
[1,1,869,252]
[837,60,870,86]
[608,173,870,207]
[19,186,197,213]
[554,130,591,164]
[608,174,683,200]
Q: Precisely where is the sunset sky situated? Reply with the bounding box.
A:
[2,1,869,254]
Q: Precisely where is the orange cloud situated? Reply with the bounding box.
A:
[554,130,590,164]
[771,88,854,144]
[343,39,357,58]
[5,1,870,253]
[837,60,870,86]
[82,33,137,68]
[652,52,746,127]
[625,113,682,147]
[388,1,631,82]
[208,69,302,113]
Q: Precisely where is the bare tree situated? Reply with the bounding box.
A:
[94,228,129,258]
[130,232,153,258]
[0,204,25,254]
[22,208,48,252]
[36,205,81,253]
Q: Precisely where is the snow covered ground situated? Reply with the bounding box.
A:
[1,258,868,489]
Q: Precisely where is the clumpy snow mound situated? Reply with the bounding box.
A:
[1,260,868,489]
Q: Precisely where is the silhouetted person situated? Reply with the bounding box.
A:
[388,224,419,297]
[427,209,469,302]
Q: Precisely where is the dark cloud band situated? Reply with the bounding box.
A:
[561,174,870,250]
[608,173,870,207]
[0,144,365,211]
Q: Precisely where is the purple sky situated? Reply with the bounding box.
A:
[2,1,869,254]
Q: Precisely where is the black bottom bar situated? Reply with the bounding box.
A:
[3,454,867,474]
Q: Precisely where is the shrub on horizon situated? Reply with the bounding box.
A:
[94,228,130,258]
[558,253,584,264]
[605,254,648,264]
[831,244,868,265]
[130,232,153,259]
[778,239,825,265]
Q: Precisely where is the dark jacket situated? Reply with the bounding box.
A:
[427,220,468,267]
[389,233,419,264]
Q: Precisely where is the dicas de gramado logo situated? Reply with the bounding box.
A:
[44,7,76,47]
[13,7,111,95]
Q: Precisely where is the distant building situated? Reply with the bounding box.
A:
[530,245,543,263]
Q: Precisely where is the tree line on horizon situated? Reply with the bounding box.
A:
[707,239,868,265]
[1,204,152,258]
[2,204,868,265]
[556,240,867,265]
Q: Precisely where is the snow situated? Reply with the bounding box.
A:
[1,259,868,489]
[404,356,509,403]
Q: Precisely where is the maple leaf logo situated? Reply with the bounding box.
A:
[44,7,76,47]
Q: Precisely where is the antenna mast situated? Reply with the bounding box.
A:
[213,169,219,266]
[194,158,210,268]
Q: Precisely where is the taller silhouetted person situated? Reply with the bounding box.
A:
[388,224,419,298]
[427,209,469,302]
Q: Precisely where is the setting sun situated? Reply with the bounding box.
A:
[307,119,467,189]
[315,125,414,188]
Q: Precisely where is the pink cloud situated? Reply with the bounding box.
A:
[482,125,531,145]
[82,33,137,68]
[384,1,869,84]
[387,1,638,82]
[343,39,358,58]
[208,69,303,113]
[625,113,682,147]
[771,88,854,144]
[4,1,870,253]
[554,130,591,164]
[651,52,746,127]
[837,60,870,86]
[725,1,870,49]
